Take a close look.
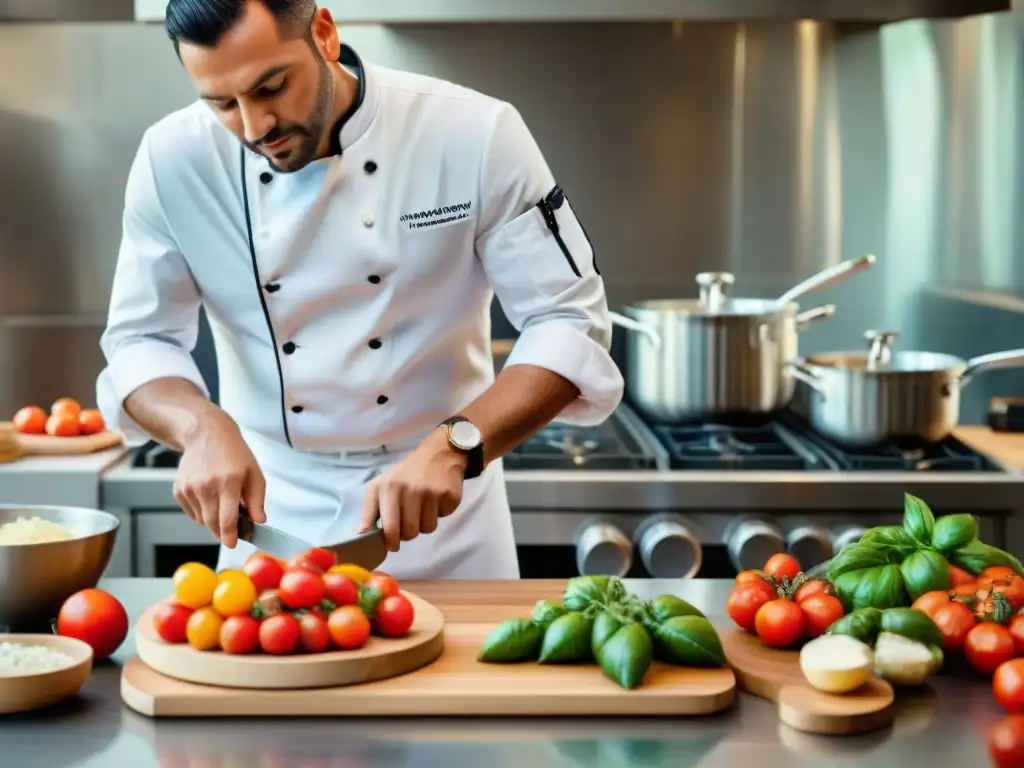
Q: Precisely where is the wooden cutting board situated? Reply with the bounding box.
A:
[720,627,893,735]
[122,580,737,718]
[0,422,122,456]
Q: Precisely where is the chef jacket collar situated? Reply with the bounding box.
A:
[327,44,374,157]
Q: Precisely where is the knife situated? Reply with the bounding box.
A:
[236,505,388,571]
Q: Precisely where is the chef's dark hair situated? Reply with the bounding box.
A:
[165,0,316,51]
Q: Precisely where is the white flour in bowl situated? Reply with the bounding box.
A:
[0,642,75,675]
[0,516,74,545]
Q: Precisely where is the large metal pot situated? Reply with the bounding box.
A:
[789,329,1024,447]
[608,255,875,423]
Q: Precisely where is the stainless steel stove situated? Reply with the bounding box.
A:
[100,403,1024,581]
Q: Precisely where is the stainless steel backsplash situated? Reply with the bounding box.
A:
[1,16,1022,419]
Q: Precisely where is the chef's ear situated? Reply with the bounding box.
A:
[309,7,340,62]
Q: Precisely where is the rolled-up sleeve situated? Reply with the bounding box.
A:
[96,131,209,446]
[475,104,624,426]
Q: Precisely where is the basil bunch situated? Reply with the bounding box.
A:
[828,493,1024,612]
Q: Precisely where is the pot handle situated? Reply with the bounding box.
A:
[795,304,837,330]
[958,348,1024,389]
[608,311,662,351]
[787,361,827,395]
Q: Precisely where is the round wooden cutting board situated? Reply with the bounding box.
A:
[720,626,894,735]
[136,591,445,689]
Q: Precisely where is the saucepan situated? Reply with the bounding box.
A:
[789,329,1024,447]
[608,254,876,423]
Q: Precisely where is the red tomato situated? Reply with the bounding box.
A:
[1009,616,1024,656]
[57,588,129,660]
[794,579,835,604]
[302,548,337,574]
[152,601,193,644]
[285,556,324,575]
[911,590,951,620]
[328,606,372,650]
[77,408,105,435]
[990,715,1024,768]
[255,589,283,618]
[983,566,1018,582]
[298,612,331,653]
[985,575,1024,613]
[755,599,804,649]
[726,580,779,633]
[278,570,325,611]
[932,600,976,652]
[763,554,801,583]
[949,565,976,588]
[735,570,770,586]
[243,554,284,593]
[45,412,80,437]
[322,572,359,607]
[966,623,1016,675]
[12,406,46,435]
[375,595,415,637]
[363,572,400,599]
[995,659,1024,714]
[800,594,844,638]
[50,397,82,418]
[220,615,260,655]
[259,613,301,655]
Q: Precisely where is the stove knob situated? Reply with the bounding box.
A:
[634,514,703,578]
[725,518,785,572]
[573,519,633,577]
[786,525,835,570]
[832,525,869,552]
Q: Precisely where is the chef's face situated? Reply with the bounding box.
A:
[178,4,339,173]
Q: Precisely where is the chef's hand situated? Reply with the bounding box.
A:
[173,409,266,549]
[359,428,467,552]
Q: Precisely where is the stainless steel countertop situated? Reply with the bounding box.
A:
[0,578,1006,767]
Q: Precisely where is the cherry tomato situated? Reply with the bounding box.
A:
[966,622,1016,675]
[995,659,1024,714]
[212,574,258,617]
[255,589,283,618]
[279,570,325,611]
[12,406,46,435]
[302,548,337,574]
[1009,616,1024,656]
[950,583,980,598]
[186,607,224,651]
[285,556,324,576]
[735,570,770,585]
[243,554,284,593]
[985,575,1024,612]
[375,595,415,637]
[50,397,81,417]
[152,601,193,644]
[755,599,804,649]
[77,408,105,435]
[800,593,844,638]
[298,612,331,653]
[932,600,976,652]
[56,589,129,659]
[323,572,359,607]
[763,554,801,583]
[173,562,218,609]
[330,563,372,584]
[259,613,301,655]
[983,566,1018,582]
[726,580,779,633]
[220,615,260,655]
[949,565,977,588]
[45,412,79,437]
[990,715,1024,768]
[328,606,372,650]
[794,578,835,604]
[911,590,951,619]
[363,572,401,599]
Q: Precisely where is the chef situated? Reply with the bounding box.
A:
[97,0,623,579]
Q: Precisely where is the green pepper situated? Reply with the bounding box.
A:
[951,539,1024,579]
[538,611,594,664]
[531,599,568,629]
[833,563,907,612]
[931,514,979,553]
[595,621,654,690]
[858,526,918,559]
[477,618,544,663]
[903,493,936,545]
[563,576,612,612]
[828,543,890,581]
[591,610,624,658]
[899,549,951,601]
[651,615,725,668]
[647,594,705,623]
[826,607,883,646]
[880,607,943,648]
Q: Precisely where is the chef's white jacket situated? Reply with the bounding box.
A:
[97,50,624,457]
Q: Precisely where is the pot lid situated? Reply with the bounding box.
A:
[629,272,792,317]
[806,330,967,372]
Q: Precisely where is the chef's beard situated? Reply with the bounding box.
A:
[253,53,334,173]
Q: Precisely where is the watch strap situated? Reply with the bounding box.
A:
[439,416,485,480]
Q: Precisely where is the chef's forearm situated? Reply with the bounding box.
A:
[459,364,580,462]
[123,377,225,452]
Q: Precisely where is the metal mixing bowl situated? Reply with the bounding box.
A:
[0,505,119,631]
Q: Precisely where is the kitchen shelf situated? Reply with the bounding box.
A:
[132,0,1011,25]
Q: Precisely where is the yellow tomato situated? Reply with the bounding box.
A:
[186,607,224,650]
[217,569,248,583]
[212,574,258,617]
[329,563,371,584]
[172,562,218,610]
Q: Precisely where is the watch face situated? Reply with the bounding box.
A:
[449,420,482,451]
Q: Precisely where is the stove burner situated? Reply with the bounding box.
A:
[652,422,833,470]
[505,419,656,470]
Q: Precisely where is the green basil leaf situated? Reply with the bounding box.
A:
[648,594,705,623]
[478,618,544,663]
[858,526,918,559]
[828,543,890,581]
[596,622,654,690]
[652,616,726,668]
[530,599,568,629]
[538,612,594,664]
[930,514,979,553]
[591,611,625,658]
[903,493,936,544]
[834,564,907,612]
[563,576,612,612]
[899,549,951,601]
[880,607,943,648]
[951,539,1024,578]
[826,607,883,646]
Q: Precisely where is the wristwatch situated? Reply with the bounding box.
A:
[440,416,485,480]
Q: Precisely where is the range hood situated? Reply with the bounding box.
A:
[130,0,1008,24]
[0,0,134,22]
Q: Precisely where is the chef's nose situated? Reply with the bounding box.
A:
[239,103,276,145]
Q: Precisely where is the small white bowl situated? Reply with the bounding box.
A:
[0,634,93,714]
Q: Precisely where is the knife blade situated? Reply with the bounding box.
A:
[236,507,316,561]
